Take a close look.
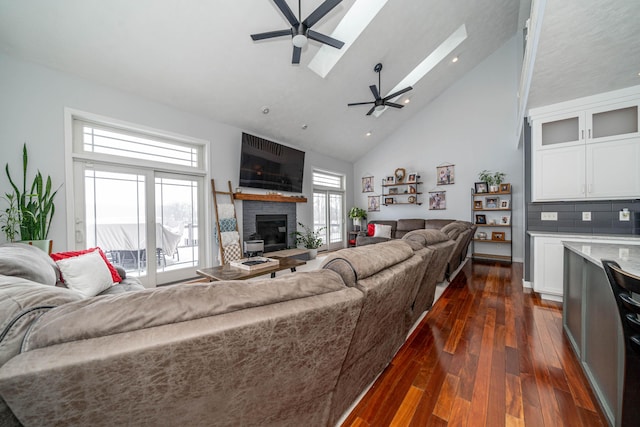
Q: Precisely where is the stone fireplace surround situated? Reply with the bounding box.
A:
[242,201,297,253]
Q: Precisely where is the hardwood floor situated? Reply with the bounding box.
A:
[341,260,607,427]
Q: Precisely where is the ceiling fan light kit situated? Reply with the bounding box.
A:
[348,63,414,116]
[250,0,345,64]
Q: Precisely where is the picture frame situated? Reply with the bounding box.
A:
[362,176,374,193]
[475,214,487,225]
[436,165,455,185]
[491,231,506,241]
[408,184,417,194]
[500,215,511,225]
[474,200,483,209]
[384,197,395,205]
[429,191,446,210]
[485,197,499,209]
[500,199,510,209]
[406,172,418,183]
[500,183,511,193]
[385,175,395,185]
[474,182,488,194]
[394,168,406,183]
[368,195,380,212]
[388,187,398,195]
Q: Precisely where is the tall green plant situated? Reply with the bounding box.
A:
[5,144,60,240]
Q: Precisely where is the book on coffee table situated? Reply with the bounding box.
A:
[230,257,280,271]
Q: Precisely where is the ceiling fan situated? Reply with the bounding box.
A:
[250,0,345,64]
[348,63,413,116]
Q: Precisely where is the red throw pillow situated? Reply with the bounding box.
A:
[51,247,122,283]
[367,223,375,237]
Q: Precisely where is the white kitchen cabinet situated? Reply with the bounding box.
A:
[530,87,640,201]
[532,236,566,301]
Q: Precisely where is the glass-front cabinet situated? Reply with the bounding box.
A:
[531,86,640,201]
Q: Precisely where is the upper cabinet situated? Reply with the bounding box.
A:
[530,86,640,201]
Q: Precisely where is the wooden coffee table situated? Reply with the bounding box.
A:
[196,256,306,282]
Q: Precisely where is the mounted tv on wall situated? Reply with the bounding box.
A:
[239,132,305,193]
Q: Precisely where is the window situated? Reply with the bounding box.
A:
[67,110,208,286]
[312,169,345,251]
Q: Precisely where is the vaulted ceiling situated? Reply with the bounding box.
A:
[1,1,638,161]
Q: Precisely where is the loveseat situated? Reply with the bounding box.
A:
[0,238,439,426]
[356,218,476,280]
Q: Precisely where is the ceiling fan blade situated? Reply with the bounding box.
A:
[383,86,413,101]
[384,102,404,109]
[303,0,342,28]
[347,101,375,106]
[307,29,344,49]
[273,0,300,27]
[292,46,302,64]
[369,85,380,100]
[366,106,376,116]
[251,29,293,41]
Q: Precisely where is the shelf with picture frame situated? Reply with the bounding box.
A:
[382,171,422,206]
[470,185,512,263]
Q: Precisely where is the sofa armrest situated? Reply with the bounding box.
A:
[114,265,127,280]
[355,236,390,247]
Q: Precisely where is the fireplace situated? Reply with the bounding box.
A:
[243,201,296,254]
[255,214,288,252]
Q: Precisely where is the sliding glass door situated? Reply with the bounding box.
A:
[312,170,345,251]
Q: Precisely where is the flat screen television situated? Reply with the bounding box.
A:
[239,133,305,193]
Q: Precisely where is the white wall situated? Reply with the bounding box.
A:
[0,53,353,261]
[354,36,525,261]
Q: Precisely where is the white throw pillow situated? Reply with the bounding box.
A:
[55,250,113,298]
[373,224,392,239]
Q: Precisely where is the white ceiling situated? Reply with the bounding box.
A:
[528,0,640,108]
[4,1,636,162]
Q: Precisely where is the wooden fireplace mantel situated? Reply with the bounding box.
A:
[233,193,308,203]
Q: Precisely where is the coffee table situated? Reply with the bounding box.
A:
[196,256,306,282]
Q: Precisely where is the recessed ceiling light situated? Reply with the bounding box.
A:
[261,106,270,114]
[365,131,372,137]
[301,124,308,130]
[404,99,410,104]
[452,56,459,63]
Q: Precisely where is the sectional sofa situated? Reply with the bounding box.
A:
[357,218,476,280]
[0,234,459,426]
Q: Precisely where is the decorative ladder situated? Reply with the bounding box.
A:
[211,179,242,264]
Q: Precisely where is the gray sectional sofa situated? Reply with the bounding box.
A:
[357,218,476,280]
[0,235,455,427]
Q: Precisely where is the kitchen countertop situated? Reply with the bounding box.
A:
[527,231,640,242]
[563,240,640,276]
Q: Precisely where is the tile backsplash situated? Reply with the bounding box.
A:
[526,199,640,234]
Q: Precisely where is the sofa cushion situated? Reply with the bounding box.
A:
[402,229,450,247]
[0,275,82,368]
[22,269,348,351]
[54,250,114,298]
[0,243,58,286]
[373,224,392,239]
[321,240,413,287]
[367,223,375,236]
[441,221,467,240]
[423,219,456,230]
[396,219,425,237]
[51,247,122,283]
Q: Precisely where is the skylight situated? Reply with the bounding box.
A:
[308,0,388,78]
[373,24,468,117]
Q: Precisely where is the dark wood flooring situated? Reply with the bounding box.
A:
[341,260,607,426]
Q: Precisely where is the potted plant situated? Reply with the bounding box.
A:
[348,207,367,231]
[4,143,60,252]
[478,170,506,193]
[290,222,325,259]
[0,193,20,242]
